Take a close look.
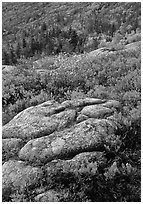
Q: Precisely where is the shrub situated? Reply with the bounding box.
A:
[126,33,141,44]
[122,91,141,108]
[87,85,109,99]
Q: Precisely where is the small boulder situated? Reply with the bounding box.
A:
[81,105,114,118]
[101,100,121,110]
[76,114,89,123]
[2,138,24,162]
[61,98,106,108]
[104,161,120,179]
[34,190,63,202]
[2,160,43,194]
[2,65,17,73]
[2,106,76,140]
[45,151,106,177]
[124,41,141,52]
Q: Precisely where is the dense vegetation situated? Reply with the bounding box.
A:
[2,2,141,202]
[2,2,141,64]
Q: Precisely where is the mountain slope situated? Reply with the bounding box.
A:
[3,2,141,41]
[2,2,141,65]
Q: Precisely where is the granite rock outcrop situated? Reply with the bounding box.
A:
[2,98,123,201]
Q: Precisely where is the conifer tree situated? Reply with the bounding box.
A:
[9,47,17,64]
[41,22,47,31]
[15,42,21,58]
[22,37,27,49]
[2,50,10,65]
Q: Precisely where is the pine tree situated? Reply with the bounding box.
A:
[41,22,47,31]
[9,47,17,65]
[69,29,78,52]
[15,42,21,58]
[2,50,10,65]
[22,37,27,49]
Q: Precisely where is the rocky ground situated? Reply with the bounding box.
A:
[2,97,125,201]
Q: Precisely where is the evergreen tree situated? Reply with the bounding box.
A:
[15,42,21,58]
[30,37,36,55]
[22,37,27,49]
[69,29,79,52]
[2,50,10,65]
[41,22,47,31]
[110,22,117,37]
[9,47,17,64]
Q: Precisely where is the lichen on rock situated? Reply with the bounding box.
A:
[2,98,123,200]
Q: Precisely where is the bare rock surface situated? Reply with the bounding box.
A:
[2,106,76,140]
[2,138,24,162]
[2,160,43,194]
[81,105,113,118]
[34,190,64,202]
[45,151,106,176]
[124,41,141,52]
[2,98,123,200]
[2,65,17,73]
[18,118,120,164]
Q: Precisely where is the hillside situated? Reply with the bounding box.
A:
[2,2,87,37]
[2,2,141,64]
[2,2,141,36]
[2,2,141,202]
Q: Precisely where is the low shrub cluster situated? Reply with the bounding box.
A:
[3,39,140,124]
[2,38,140,202]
